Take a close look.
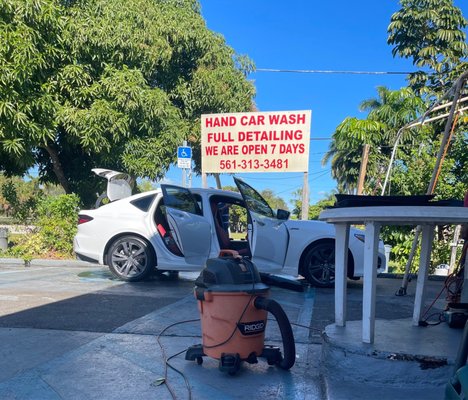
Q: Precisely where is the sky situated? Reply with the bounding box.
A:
[165,0,468,207]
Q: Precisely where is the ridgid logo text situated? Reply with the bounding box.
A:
[237,320,266,336]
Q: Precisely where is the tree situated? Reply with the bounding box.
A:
[289,188,336,220]
[385,0,468,199]
[0,174,42,222]
[260,189,288,211]
[323,87,427,194]
[0,0,64,177]
[322,117,385,193]
[308,196,336,220]
[222,185,288,211]
[388,0,468,96]
[0,0,255,206]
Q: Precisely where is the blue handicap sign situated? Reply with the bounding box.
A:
[178,146,192,159]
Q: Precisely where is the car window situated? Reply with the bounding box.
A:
[130,194,156,211]
[161,185,202,216]
[193,194,203,214]
[234,178,275,218]
[210,195,248,241]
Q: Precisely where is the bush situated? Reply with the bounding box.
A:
[36,194,80,254]
[1,179,41,224]
[1,194,80,259]
[381,225,462,274]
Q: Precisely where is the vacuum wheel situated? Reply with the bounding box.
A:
[219,353,241,375]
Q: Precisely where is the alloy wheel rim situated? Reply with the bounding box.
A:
[307,245,335,285]
[111,240,147,277]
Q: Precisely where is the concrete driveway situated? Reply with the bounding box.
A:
[0,261,323,400]
[0,263,197,332]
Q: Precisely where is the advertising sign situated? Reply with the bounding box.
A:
[201,110,311,174]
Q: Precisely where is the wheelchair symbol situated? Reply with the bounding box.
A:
[178,147,191,158]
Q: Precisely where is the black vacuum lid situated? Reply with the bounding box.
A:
[195,256,268,292]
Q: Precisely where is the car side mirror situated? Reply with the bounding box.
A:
[276,209,290,220]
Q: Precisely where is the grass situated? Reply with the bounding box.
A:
[230,232,248,240]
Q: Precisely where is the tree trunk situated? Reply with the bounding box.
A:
[43,144,71,194]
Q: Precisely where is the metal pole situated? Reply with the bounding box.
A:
[301,172,309,220]
[182,140,187,187]
[397,70,468,296]
[214,174,222,190]
[381,77,462,196]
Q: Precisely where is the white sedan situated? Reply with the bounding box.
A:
[73,175,386,287]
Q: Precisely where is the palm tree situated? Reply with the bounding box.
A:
[360,86,427,145]
[323,87,427,194]
[323,117,385,194]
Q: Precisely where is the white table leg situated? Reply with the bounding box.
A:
[362,222,381,344]
[412,225,435,326]
[335,223,350,327]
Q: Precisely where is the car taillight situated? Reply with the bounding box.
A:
[78,215,93,225]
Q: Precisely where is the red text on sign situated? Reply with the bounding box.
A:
[279,143,305,154]
[268,113,306,125]
[205,146,218,155]
[221,145,239,155]
[205,116,236,127]
[240,115,265,126]
[241,144,268,155]
[238,129,302,141]
[207,132,234,142]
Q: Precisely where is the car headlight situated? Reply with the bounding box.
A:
[354,233,385,251]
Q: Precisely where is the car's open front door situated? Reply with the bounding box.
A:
[234,177,289,272]
[160,185,211,265]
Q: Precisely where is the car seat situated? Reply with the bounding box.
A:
[210,201,249,256]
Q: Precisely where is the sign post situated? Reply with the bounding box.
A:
[177,143,192,187]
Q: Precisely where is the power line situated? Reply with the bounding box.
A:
[256,68,413,75]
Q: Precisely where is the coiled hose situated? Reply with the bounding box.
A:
[254,296,296,369]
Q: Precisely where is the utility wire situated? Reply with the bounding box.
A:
[237,168,330,181]
[256,68,413,75]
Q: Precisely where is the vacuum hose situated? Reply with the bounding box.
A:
[254,296,296,369]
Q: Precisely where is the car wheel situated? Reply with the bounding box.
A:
[302,242,336,288]
[107,236,155,282]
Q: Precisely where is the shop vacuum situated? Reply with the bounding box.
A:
[185,250,296,375]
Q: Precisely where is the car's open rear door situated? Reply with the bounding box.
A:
[161,184,211,265]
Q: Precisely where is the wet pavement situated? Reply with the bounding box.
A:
[0,261,324,399]
[0,259,458,399]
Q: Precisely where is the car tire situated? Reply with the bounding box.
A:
[302,242,337,288]
[107,236,155,282]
